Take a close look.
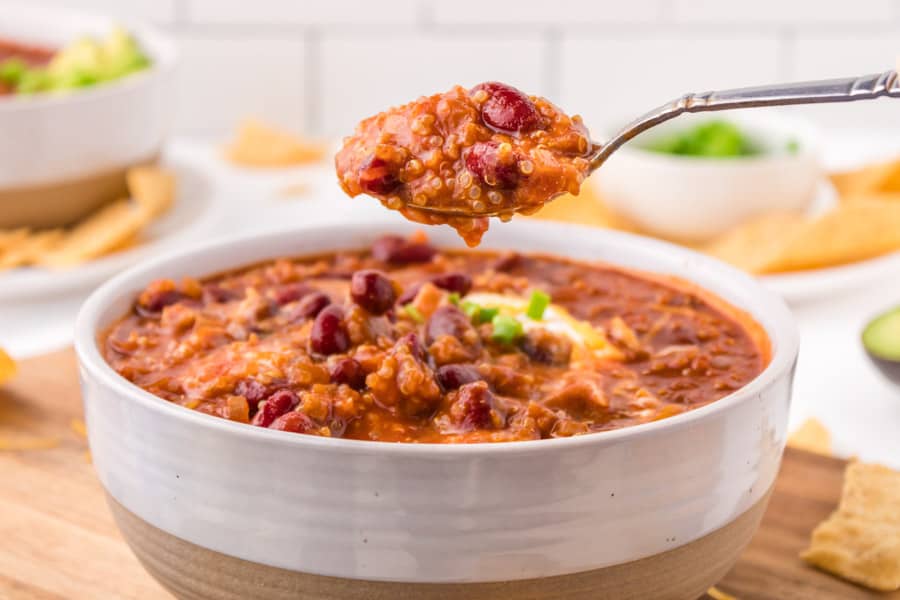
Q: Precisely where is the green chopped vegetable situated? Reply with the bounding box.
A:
[0,58,27,85]
[403,304,424,324]
[447,292,460,306]
[786,138,800,154]
[491,314,523,344]
[5,26,151,96]
[644,121,760,158]
[526,290,551,320]
[462,300,498,324]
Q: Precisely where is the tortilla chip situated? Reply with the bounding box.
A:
[0,229,64,270]
[787,418,832,456]
[764,200,900,272]
[706,587,738,600]
[37,200,149,268]
[0,228,30,252]
[0,346,16,385]
[702,212,807,274]
[531,182,638,232]
[801,462,900,591]
[224,119,326,167]
[127,165,176,218]
[831,158,900,199]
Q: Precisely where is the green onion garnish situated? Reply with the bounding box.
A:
[480,307,499,322]
[462,300,499,324]
[491,314,523,344]
[526,290,550,320]
[403,304,425,323]
[447,292,460,306]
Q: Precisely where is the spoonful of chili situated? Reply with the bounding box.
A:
[336,72,899,246]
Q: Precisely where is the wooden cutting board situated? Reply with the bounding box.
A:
[0,349,894,600]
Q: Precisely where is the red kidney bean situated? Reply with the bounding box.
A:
[358,155,401,195]
[397,332,427,362]
[235,379,269,411]
[436,364,482,391]
[350,269,396,315]
[203,284,240,304]
[251,389,299,427]
[396,283,422,306]
[329,357,367,390]
[273,283,312,305]
[456,381,495,430]
[465,141,520,189]
[310,305,350,355]
[472,82,542,134]
[269,411,315,433]
[135,290,183,317]
[371,235,436,264]
[425,305,472,345]
[287,292,331,322]
[430,272,472,296]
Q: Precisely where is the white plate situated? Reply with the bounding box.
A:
[0,152,219,301]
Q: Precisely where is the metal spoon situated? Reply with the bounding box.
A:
[418,69,900,218]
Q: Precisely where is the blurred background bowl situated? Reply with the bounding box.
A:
[0,2,177,229]
[594,111,822,243]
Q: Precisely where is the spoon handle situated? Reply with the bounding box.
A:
[590,69,900,171]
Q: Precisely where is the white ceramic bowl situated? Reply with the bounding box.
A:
[0,2,177,228]
[595,111,822,243]
[75,220,799,599]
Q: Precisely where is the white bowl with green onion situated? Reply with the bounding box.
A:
[0,2,177,228]
[594,111,822,243]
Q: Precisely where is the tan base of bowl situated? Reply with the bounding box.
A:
[0,153,159,229]
[107,487,771,600]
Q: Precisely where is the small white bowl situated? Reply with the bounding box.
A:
[0,2,177,228]
[74,219,798,599]
[595,111,822,243]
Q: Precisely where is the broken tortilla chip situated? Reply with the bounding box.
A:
[225,119,326,167]
[127,165,176,218]
[702,212,807,274]
[787,418,832,456]
[37,200,149,268]
[0,346,16,384]
[801,461,900,591]
[531,181,639,232]
[706,587,738,600]
[830,158,900,199]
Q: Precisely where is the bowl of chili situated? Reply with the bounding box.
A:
[75,218,798,599]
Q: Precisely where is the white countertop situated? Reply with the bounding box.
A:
[2,135,899,467]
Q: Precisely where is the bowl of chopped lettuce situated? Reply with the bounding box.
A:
[0,2,177,229]
[595,112,821,243]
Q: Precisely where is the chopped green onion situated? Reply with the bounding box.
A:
[526,290,551,320]
[786,138,800,154]
[462,300,499,324]
[403,304,424,324]
[491,314,523,344]
[447,292,460,306]
[0,58,27,85]
[480,307,499,322]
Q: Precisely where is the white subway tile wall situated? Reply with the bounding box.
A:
[24,0,900,135]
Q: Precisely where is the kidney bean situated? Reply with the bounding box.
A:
[472,82,542,134]
[396,283,422,306]
[273,283,312,305]
[287,292,331,322]
[464,141,520,189]
[135,290,183,318]
[329,357,367,390]
[397,332,427,362]
[436,364,482,391]
[425,305,472,345]
[456,381,495,430]
[371,235,436,264]
[203,284,240,304]
[310,305,350,356]
[234,379,269,411]
[358,155,401,195]
[430,272,472,296]
[269,411,315,434]
[350,269,396,315]
[251,389,299,427]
